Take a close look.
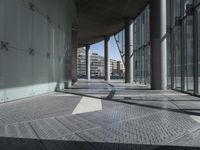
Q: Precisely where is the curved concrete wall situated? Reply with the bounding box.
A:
[0,0,77,102]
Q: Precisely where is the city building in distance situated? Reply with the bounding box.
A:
[77,47,124,79]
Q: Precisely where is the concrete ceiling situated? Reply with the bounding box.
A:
[75,0,149,47]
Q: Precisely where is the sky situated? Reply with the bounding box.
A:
[90,36,122,61]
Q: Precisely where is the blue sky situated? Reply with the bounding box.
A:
[90,36,122,61]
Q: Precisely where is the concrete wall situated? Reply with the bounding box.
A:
[0,0,77,102]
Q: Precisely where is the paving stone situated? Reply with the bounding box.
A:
[0,137,45,150]
[101,100,125,109]
[143,111,200,131]
[43,133,96,150]
[29,118,72,139]
[103,115,187,145]
[0,124,44,150]
[0,126,5,137]
[0,94,81,125]
[168,128,200,147]
[119,105,159,117]
[77,127,153,150]
[16,122,38,139]
[64,115,99,128]
[56,115,99,133]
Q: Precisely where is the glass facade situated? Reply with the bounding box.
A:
[133,6,150,85]
[114,30,125,64]
[114,6,150,85]
[168,0,200,95]
[114,1,200,95]
[196,0,200,93]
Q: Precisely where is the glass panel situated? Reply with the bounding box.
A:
[132,6,150,84]
[115,6,150,85]
[174,26,182,89]
[196,2,200,93]
[173,0,182,90]
[114,30,125,64]
[169,0,197,93]
[186,16,194,91]
[167,0,172,88]
[184,0,194,92]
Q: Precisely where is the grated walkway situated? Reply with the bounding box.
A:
[0,79,200,150]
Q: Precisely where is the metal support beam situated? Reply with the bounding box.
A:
[104,36,110,81]
[150,0,167,90]
[125,19,134,83]
[86,45,90,80]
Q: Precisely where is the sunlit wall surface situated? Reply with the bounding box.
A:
[0,0,77,102]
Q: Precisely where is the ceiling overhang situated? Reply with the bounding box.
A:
[75,0,149,47]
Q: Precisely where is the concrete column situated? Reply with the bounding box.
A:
[104,36,110,81]
[86,45,90,80]
[125,19,134,83]
[71,30,78,84]
[150,0,167,90]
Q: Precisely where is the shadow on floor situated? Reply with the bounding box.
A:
[61,89,200,117]
[0,137,199,150]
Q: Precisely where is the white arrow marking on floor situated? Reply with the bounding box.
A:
[191,116,200,124]
[72,97,102,115]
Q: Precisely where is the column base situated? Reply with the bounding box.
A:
[64,80,72,89]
